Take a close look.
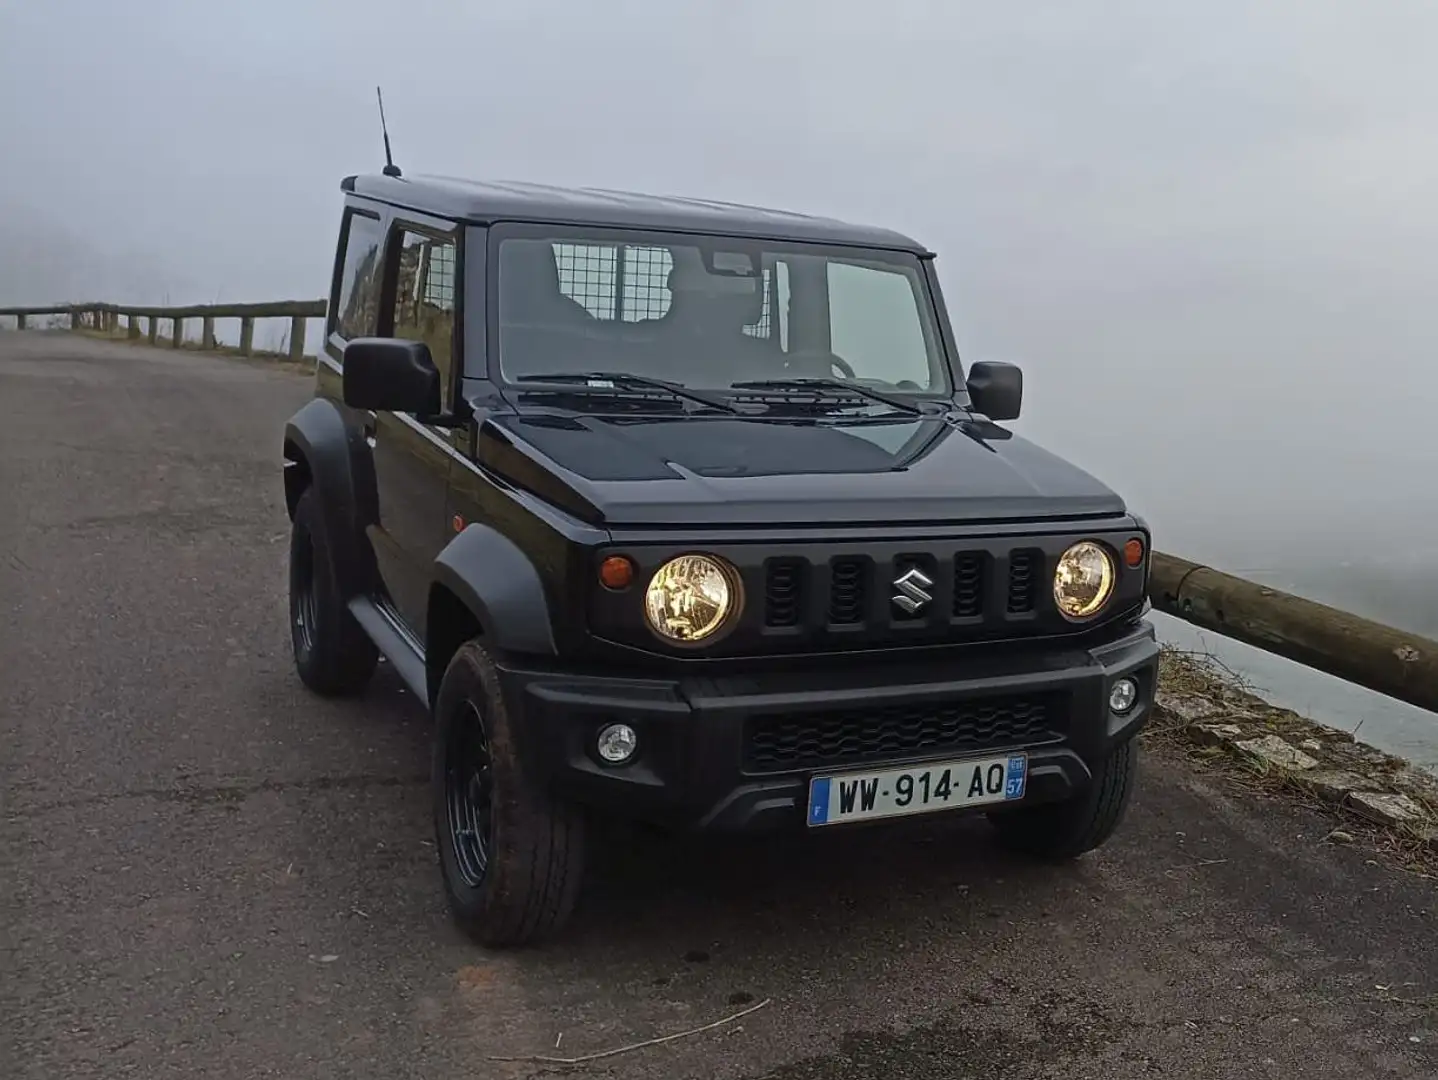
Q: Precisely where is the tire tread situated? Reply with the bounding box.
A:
[434,640,585,947]
[290,486,377,697]
[991,739,1138,860]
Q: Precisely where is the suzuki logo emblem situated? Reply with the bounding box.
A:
[892,566,934,615]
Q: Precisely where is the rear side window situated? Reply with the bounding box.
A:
[333,211,384,340]
[390,228,459,406]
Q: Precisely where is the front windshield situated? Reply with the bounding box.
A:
[494,229,950,395]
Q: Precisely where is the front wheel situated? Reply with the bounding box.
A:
[432,640,586,947]
[987,739,1138,860]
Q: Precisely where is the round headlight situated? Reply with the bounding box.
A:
[643,554,740,643]
[1053,541,1115,620]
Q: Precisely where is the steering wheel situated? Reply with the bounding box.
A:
[779,349,857,381]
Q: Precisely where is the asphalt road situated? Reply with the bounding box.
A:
[3,331,1436,1080]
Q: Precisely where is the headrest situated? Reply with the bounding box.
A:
[501,240,561,290]
[665,252,764,323]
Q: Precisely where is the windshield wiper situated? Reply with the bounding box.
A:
[516,372,741,414]
[727,378,929,417]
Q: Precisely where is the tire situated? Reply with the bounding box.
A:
[288,486,378,696]
[988,738,1138,860]
[432,640,586,948]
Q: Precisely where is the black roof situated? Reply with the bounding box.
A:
[344,173,931,254]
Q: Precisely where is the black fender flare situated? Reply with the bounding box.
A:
[432,523,558,657]
[281,397,379,600]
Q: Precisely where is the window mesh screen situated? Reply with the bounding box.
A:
[621,245,673,322]
[421,241,456,311]
[552,244,617,319]
[551,242,771,336]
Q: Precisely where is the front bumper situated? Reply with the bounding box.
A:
[495,618,1159,832]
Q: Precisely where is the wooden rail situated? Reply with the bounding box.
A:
[3,298,1436,714]
[1149,551,1438,715]
[0,299,326,361]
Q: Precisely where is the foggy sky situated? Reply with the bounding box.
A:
[4,0,1437,572]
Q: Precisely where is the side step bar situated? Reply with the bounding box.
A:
[347,597,429,702]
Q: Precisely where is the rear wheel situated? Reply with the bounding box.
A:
[288,486,378,696]
[988,739,1138,860]
[432,640,586,947]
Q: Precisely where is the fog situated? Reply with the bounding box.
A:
[3,1,1435,759]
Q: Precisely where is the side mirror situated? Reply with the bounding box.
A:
[965,360,1022,421]
[342,338,442,415]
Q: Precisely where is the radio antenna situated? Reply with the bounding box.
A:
[376,86,402,178]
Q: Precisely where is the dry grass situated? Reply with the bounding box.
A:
[1148,642,1438,879]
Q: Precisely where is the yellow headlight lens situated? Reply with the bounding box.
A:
[643,554,738,643]
[1053,541,1115,619]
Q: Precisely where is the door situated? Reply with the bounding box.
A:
[366,221,463,641]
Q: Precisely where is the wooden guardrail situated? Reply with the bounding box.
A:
[1150,552,1438,715]
[0,299,327,360]
[2,299,1436,715]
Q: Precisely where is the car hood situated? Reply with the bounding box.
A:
[474,407,1128,528]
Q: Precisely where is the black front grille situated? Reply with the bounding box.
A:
[761,545,1050,632]
[743,693,1062,773]
[588,528,1146,657]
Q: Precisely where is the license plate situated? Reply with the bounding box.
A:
[806,753,1028,827]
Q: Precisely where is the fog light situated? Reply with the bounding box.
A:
[1109,678,1138,714]
[596,723,638,764]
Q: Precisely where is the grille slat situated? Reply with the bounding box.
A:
[744,694,1060,773]
[953,551,986,618]
[1006,549,1042,614]
[827,558,867,624]
[763,558,804,628]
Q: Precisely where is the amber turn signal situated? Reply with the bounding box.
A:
[599,555,635,590]
[1123,537,1145,568]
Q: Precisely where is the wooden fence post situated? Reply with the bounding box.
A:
[2,299,328,350]
[288,316,306,362]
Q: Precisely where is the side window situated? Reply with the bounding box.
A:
[390,229,458,407]
[334,212,384,341]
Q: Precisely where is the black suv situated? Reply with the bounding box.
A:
[282,172,1159,947]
